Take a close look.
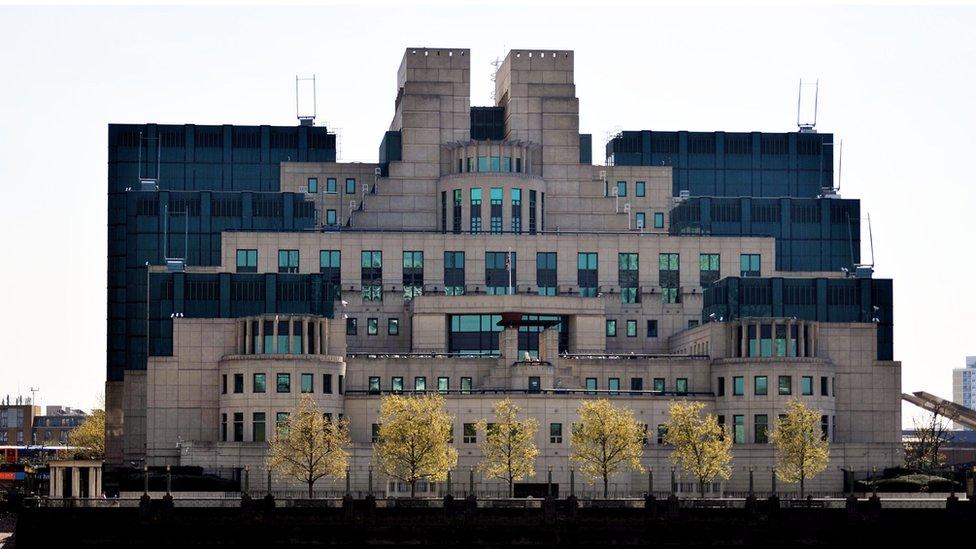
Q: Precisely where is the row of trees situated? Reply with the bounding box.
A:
[270,395,830,498]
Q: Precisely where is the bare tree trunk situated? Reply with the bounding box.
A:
[410,479,416,498]
[603,476,609,499]
[800,473,805,499]
[700,479,706,499]
[308,480,314,499]
[508,478,513,498]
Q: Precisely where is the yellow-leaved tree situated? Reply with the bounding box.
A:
[373,394,458,497]
[663,401,733,498]
[768,399,830,498]
[570,399,645,498]
[476,399,539,497]
[66,408,106,460]
[267,395,350,498]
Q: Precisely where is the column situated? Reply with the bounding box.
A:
[771,319,779,357]
[786,319,794,357]
[89,467,97,498]
[798,322,806,358]
[752,320,761,357]
[739,320,747,357]
[302,317,309,354]
[71,467,81,498]
[313,319,321,355]
[245,319,252,354]
[257,319,264,354]
[52,466,61,497]
[321,320,329,355]
[810,323,818,357]
[272,318,279,354]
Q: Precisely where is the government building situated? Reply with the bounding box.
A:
[105,47,900,496]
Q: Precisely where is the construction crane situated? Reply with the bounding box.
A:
[902,391,976,430]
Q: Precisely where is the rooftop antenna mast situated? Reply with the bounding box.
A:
[29,386,39,407]
[490,56,502,102]
[797,79,819,133]
[296,75,317,126]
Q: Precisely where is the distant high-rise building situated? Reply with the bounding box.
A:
[953,356,976,429]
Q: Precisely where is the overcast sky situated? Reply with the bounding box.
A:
[0,5,973,426]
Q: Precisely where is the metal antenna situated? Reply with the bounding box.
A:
[490,56,502,102]
[296,75,317,124]
[867,213,875,267]
[29,387,39,407]
[797,79,819,133]
[837,139,843,192]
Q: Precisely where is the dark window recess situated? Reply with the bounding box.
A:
[536,252,557,296]
[470,107,505,140]
[528,190,537,234]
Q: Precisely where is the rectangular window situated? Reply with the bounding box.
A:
[485,251,515,295]
[653,378,665,393]
[301,373,313,393]
[676,378,688,395]
[630,377,643,393]
[388,318,399,336]
[236,249,257,273]
[653,212,665,229]
[367,317,378,336]
[657,425,667,445]
[361,250,383,301]
[699,253,720,287]
[528,190,537,233]
[608,378,620,395]
[478,156,489,172]
[647,320,658,337]
[369,376,381,394]
[626,319,637,337]
[577,252,598,297]
[307,177,318,193]
[438,377,449,394]
[233,373,244,394]
[755,375,768,396]
[221,413,227,442]
[253,412,266,442]
[635,212,646,229]
[323,373,333,394]
[403,251,424,301]
[545,422,564,445]
[778,376,792,396]
[346,317,357,335]
[444,251,465,295]
[253,373,266,393]
[222,374,227,394]
[461,377,472,394]
[470,187,482,233]
[276,412,290,436]
[345,177,356,194]
[276,373,291,393]
[338,375,344,394]
[490,187,503,233]
[801,376,814,396]
[635,181,646,197]
[452,189,463,233]
[616,180,627,197]
[740,254,761,277]
[511,188,522,233]
[233,412,244,442]
[585,377,597,395]
[414,376,426,392]
[754,414,769,444]
[732,376,744,396]
[391,376,404,394]
[463,423,477,444]
[659,253,680,304]
[717,376,725,396]
[618,253,639,304]
[820,376,829,396]
[319,250,341,295]
[528,376,541,393]
[536,252,557,296]
[278,249,299,273]
[821,415,830,441]
[606,319,617,337]
[326,177,336,193]
[326,209,337,225]
[733,415,745,444]
[371,423,380,443]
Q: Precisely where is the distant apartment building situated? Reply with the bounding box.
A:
[952,356,976,430]
[0,400,40,446]
[32,406,87,446]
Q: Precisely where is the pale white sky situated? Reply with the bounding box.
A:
[0,5,973,426]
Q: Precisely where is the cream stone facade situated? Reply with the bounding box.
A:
[115,47,901,497]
